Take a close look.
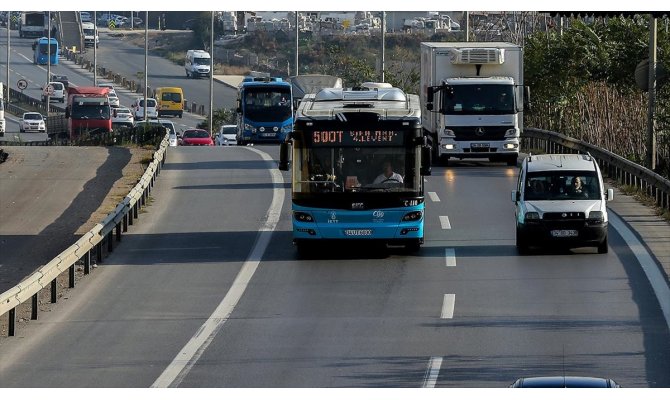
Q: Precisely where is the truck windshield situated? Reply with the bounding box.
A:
[243,87,292,122]
[294,145,420,194]
[443,84,514,115]
[72,104,110,119]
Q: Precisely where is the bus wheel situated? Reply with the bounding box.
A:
[405,240,421,253]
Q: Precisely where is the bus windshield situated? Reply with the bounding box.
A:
[294,144,421,194]
[38,43,58,55]
[443,84,514,115]
[243,87,291,122]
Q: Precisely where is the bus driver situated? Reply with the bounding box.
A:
[373,160,403,184]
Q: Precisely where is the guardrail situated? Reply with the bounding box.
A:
[0,134,170,337]
[523,128,670,213]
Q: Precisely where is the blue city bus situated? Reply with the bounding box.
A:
[279,86,432,254]
[32,37,58,65]
[236,76,293,145]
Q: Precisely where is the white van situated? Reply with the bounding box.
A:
[81,22,99,48]
[185,49,211,79]
[512,153,614,254]
[131,98,158,119]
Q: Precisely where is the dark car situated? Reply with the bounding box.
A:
[510,376,620,388]
[50,74,69,90]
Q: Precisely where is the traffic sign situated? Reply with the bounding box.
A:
[45,84,55,95]
[108,20,116,29]
[17,79,28,90]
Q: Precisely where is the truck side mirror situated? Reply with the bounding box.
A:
[278,141,290,171]
[511,190,520,202]
[426,87,434,111]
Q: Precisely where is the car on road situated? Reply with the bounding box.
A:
[510,376,620,388]
[107,91,120,107]
[20,112,46,133]
[179,129,213,146]
[131,98,158,120]
[216,124,238,146]
[512,153,613,254]
[42,81,66,103]
[112,107,134,129]
[50,74,69,90]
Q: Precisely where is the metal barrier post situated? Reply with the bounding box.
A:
[69,264,75,288]
[31,294,38,320]
[123,214,128,232]
[84,250,91,275]
[116,223,121,242]
[8,308,16,336]
[108,232,114,252]
[51,279,57,303]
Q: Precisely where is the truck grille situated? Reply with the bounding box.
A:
[450,126,511,141]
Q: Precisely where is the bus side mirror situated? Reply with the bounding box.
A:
[420,138,432,176]
[426,87,434,111]
[278,141,290,171]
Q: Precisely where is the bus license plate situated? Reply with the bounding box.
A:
[344,229,373,236]
[551,230,578,238]
[262,132,276,137]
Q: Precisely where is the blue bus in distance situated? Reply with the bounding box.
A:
[33,37,59,65]
[236,76,293,145]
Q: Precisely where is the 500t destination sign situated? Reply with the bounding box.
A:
[310,130,404,146]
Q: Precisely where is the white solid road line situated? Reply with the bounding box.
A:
[445,248,456,267]
[422,356,443,388]
[151,147,285,388]
[609,212,670,334]
[439,215,451,230]
[428,192,440,202]
[441,294,456,319]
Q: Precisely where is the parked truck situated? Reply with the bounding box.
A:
[19,12,47,38]
[421,42,528,166]
[0,83,5,136]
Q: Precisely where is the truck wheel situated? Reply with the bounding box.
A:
[597,236,608,254]
[439,155,449,167]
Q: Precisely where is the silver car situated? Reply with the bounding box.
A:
[216,124,238,146]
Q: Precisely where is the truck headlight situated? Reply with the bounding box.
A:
[244,123,256,133]
[504,128,518,138]
[442,129,455,138]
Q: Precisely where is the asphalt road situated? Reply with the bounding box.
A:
[0,148,668,388]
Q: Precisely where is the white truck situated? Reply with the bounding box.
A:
[421,42,528,166]
[19,12,46,38]
[0,82,5,136]
[81,22,99,48]
[288,74,343,108]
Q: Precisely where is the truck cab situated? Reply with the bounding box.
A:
[421,42,528,166]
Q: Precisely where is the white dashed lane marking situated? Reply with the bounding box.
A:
[439,216,451,230]
[428,192,440,202]
[445,248,456,267]
[441,294,455,319]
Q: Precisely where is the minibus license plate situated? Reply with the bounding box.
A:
[551,230,578,238]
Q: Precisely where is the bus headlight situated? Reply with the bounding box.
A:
[244,123,256,133]
[402,211,423,221]
[294,211,314,222]
[281,125,292,134]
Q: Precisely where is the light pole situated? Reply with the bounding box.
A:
[209,11,214,135]
[46,11,51,117]
[381,11,385,82]
[295,11,299,76]
[143,10,148,122]
[6,12,10,105]
[93,11,97,86]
